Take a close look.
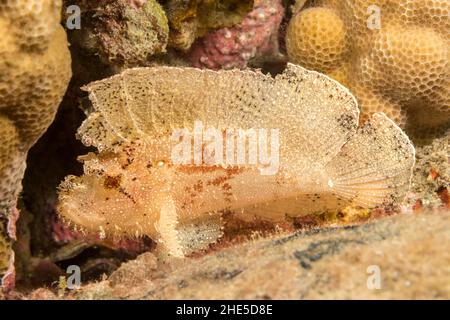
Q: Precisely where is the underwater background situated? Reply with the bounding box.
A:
[0,0,448,299]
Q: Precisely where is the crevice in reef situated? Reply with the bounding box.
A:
[15,44,146,291]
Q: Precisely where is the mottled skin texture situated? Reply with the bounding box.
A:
[286,0,450,136]
[58,65,414,258]
[0,0,72,289]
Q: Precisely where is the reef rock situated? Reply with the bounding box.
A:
[165,0,254,51]
[57,64,414,258]
[0,0,72,290]
[286,0,450,137]
[407,131,450,209]
[65,0,169,68]
[62,210,450,299]
[189,0,285,70]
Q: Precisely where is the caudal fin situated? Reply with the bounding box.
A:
[326,113,415,208]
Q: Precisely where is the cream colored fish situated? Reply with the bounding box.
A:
[57,64,415,257]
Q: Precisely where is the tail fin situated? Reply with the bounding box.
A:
[326,113,415,208]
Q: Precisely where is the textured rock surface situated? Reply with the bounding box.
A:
[189,0,285,70]
[407,131,449,209]
[0,221,13,291]
[0,0,72,289]
[47,211,450,299]
[65,0,169,68]
[165,0,254,51]
[286,0,450,137]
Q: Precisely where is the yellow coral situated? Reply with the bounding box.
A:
[0,220,12,284]
[0,0,71,286]
[286,8,348,73]
[286,0,450,134]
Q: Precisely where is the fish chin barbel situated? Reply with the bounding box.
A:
[57,64,415,257]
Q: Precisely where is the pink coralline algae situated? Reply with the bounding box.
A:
[189,0,284,70]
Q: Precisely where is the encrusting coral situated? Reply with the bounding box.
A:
[189,0,285,70]
[57,64,414,258]
[0,221,13,291]
[286,0,450,136]
[0,0,72,289]
[407,130,450,209]
[65,0,169,68]
[164,0,254,51]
